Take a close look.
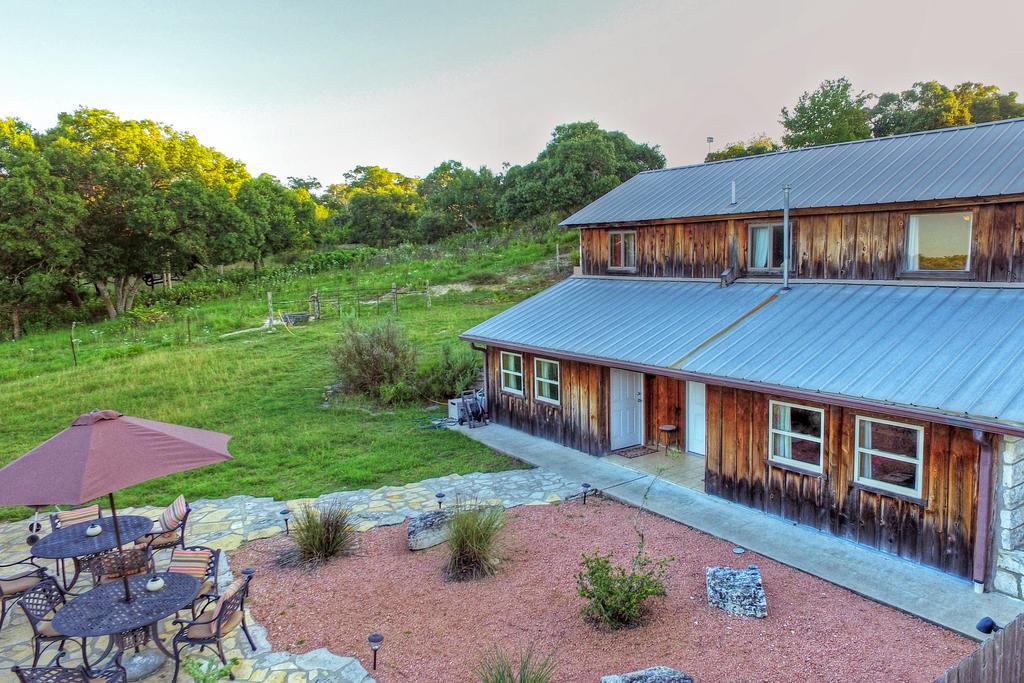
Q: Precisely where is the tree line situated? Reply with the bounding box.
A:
[0,112,664,338]
[706,78,1024,161]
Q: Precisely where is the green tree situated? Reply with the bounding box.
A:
[337,166,422,246]
[235,174,314,268]
[705,134,781,162]
[780,77,872,148]
[0,119,83,338]
[870,81,1024,137]
[499,121,665,220]
[418,160,499,238]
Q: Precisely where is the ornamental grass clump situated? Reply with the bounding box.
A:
[444,502,506,581]
[473,645,556,683]
[576,534,671,629]
[278,502,356,569]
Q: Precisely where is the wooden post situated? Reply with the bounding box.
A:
[69,322,78,368]
[556,243,560,271]
[426,280,432,309]
[267,291,274,328]
[186,314,192,344]
[311,290,321,320]
[391,282,398,314]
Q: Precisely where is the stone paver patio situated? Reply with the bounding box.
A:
[0,468,580,682]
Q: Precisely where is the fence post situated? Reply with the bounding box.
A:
[69,321,78,368]
[556,243,560,271]
[426,280,432,309]
[267,291,274,328]
[311,289,321,320]
[186,314,191,344]
[391,282,398,314]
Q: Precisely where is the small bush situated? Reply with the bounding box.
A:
[183,657,239,683]
[331,319,417,405]
[474,645,555,683]
[445,503,506,581]
[465,270,504,285]
[418,344,481,401]
[575,536,670,629]
[279,503,356,569]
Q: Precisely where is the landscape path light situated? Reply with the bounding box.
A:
[368,632,384,670]
[280,508,292,535]
[436,492,445,510]
[581,482,592,505]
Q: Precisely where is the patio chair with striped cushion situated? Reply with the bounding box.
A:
[167,546,220,615]
[136,495,190,552]
[48,505,102,531]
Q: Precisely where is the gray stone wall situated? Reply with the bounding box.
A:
[995,436,1024,599]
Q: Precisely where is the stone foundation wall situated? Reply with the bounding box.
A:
[994,436,1024,599]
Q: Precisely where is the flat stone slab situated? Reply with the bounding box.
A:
[407,509,453,550]
[706,564,768,618]
[601,666,695,683]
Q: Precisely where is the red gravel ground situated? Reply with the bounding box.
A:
[233,497,974,682]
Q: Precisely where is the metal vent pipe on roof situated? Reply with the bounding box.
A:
[730,180,737,205]
[782,184,791,291]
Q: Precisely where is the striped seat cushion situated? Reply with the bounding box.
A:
[159,495,188,532]
[56,505,100,527]
[168,548,211,579]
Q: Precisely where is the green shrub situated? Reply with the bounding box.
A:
[473,645,555,683]
[575,536,670,629]
[183,657,239,683]
[445,503,506,581]
[418,345,481,401]
[279,503,356,569]
[331,319,417,405]
[465,270,504,285]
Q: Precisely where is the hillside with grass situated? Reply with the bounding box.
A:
[0,225,578,521]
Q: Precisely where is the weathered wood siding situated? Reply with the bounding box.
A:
[485,347,609,456]
[935,610,1024,682]
[644,374,685,449]
[704,385,982,578]
[581,201,1024,282]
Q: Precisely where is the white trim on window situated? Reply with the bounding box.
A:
[747,222,784,271]
[853,415,924,497]
[499,351,523,396]
[767,400,824,473]
[608,230,637,272]
[533,357,561,406]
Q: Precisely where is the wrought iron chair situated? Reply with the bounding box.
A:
[166,546,221,616]
[87,548,153,586]
[18,577,88,667]
[169,572,257,682]
[1,556,48,632]
[11,651,126,683]
[136,495,191,553]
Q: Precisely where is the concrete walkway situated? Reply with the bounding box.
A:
[456,423,1024,640]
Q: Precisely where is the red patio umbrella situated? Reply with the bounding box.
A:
[0,410,232,601]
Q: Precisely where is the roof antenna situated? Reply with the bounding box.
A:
[730,180,737,205]
[782,184,792,291]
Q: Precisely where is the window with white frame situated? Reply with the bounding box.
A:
[608,231,636,271]
[768,400,824,472]
[499,352,523,395]
[533,358,561,405]
[854,416,924,497]
[905,211,972,272]
[748,223,785,270]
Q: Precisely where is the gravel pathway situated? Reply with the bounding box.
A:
[234,497,975,683]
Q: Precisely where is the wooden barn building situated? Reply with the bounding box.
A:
[462,118,1024,597]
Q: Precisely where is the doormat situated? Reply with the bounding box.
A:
[612,445,658,459]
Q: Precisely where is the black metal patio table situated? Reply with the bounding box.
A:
[53,572,200,676]
[31,515,154,590]
[31,515,154,560]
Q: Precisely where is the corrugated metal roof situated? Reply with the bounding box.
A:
[461,277,1024,427]
[560,118,1024,226]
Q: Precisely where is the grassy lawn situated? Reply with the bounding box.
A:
[0,236,569,521]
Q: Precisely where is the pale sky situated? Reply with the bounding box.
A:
[3,0,1023,185]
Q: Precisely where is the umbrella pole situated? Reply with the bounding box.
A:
[108,492,132,603]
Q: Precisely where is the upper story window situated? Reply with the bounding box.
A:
[499,352,523,396]
[854,416,924,498]
[748,223,785,270]
[905,211,972,272]
[534,358,561,405]
[608,231,636,271]
[768,400,824,473]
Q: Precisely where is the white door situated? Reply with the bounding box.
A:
[610,369,644,450]
[686,381,706,455]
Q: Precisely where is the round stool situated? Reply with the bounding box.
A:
[658,424,678,452]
